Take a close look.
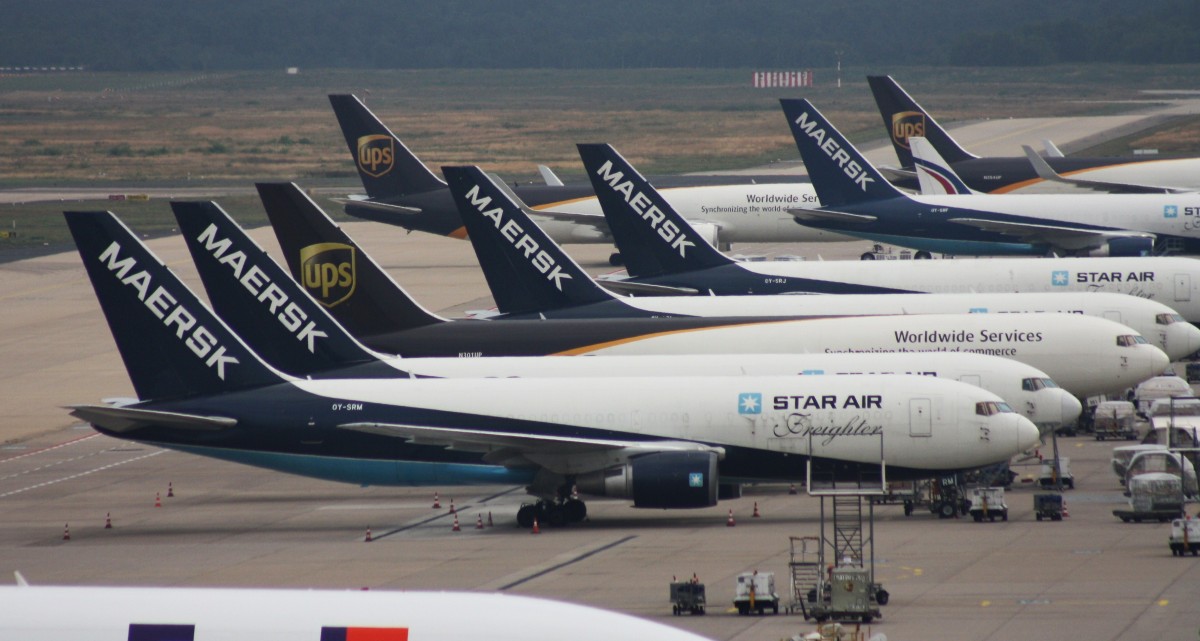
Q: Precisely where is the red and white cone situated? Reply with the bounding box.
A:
[451,515,461,532]
[1062,499,1070,518]
[726,509,736,527]
[753,501,761,518]
[531,517,541,534]
[487,512,493,527]
[475,514,484,530]
[62,524,70,541]
[104,513,112,529]
[154,492,162,508]
[167,482,174,498]
[432,492,441,509]
[789,484,798,495]
[364,527,373,542]
[449,499,456,514]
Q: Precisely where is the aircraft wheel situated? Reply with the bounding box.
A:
[860,252,876,260]
[876,589,889,606]
[608,252,624,266]
[915,250,933,259]
[544,504,568,527]
[516,504,537,528]
[564,498,587,523]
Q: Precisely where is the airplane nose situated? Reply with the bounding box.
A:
[1015,415,1041,453]
[1184,323,1200,360]
[1060,392,1083,426]
[1143,345,1171,380]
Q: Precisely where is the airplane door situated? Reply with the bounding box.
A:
[1175,274,1192,302]
[909,398,932,437]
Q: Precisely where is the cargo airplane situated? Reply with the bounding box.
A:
[441,163,1200,362]
[783,98,1200,257]
[254,183,1167,398]
[574,143,1200,323]
[0,581,713,641]
[170,198,1082,430]
[63,210,1040,526]
[868,75,1200,195]
[327,93,848,260]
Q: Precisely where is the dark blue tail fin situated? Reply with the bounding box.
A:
[780,99,905,208]
[443,165,615,315]
[866,75,977,168]
[171,200,400,378]
[576,143,733,278]
[64,211,286,401]
[328,94,446,199]
[255,182,445,340]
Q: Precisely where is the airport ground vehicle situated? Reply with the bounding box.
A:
[733,572,779,616]
[1187,363,1200,384]
[804,567,882,624]
[1169,517,1200,556]
[1114,473,1186,522]
[968,487,1009,522]
[1112,444,1169,483]
[1134,376,1192,412]
[1039,457,1075,489]
[669,580,706,616]
[1034,494,1064,521]
[1093,401,1141,441]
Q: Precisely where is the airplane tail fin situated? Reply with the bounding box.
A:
[866,75,977,168]
[171,200,401,378]
[328,94,446,199]
[909,137,978,195]
[576,143,733,278]
[780,99,905,208]
[444,165,615,315]
[255,182,445,340]
[64,211,286,401]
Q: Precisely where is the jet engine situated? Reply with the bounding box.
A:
[575,451,719,508]
[1089,236,1154,257]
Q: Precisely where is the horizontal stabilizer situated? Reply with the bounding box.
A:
[68,405,237,433]
[878,165,918,181]
[596,279,701,296]
[788,208,877,223]
[948,217,1155,250]
[331,198,423,215]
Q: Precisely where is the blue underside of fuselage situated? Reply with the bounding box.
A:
[163,443,538,487]
[831,229,1039,256]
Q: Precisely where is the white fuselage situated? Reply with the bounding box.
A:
[300,374,1038,473]
[560,313,1168,398]
[0,586,714,641]
[617,291,1200,361]
[530,183,852,243]
[394,351,1080,428]
[729,256,1200,323]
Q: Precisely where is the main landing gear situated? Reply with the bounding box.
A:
[516,497,588,528]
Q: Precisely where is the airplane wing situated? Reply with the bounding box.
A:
[1021,146,1190,194]
[947,217,1155,251]
[332,197,423,215]
[68,405,237,433]
[788,208,878,224]
[596,279,701,296]
[485,173,611,231]
[878,164,917,181]
[339,422,724,472]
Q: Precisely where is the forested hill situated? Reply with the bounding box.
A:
[5,0,1198,71]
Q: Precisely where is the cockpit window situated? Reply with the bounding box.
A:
[1116,335,1147,347]
[1022,378,1045,391]
[976,401,1000,416]
[996,402,1015,413]
[1040,378,1059,389]
[1156,313,1185,325]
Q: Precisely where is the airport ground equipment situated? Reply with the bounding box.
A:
[1169,517,1200,556]
[1114,474,1186,522]
[1187,363,1200,384]
[968,487,1009,522]
[1034,494,1064,521]
[733,571,779,615]
[1093,401,1141,441]
[1039,457,1075,489]
[1112,444,1168,483]
[669,580,706,615]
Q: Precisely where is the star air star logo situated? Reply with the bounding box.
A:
[738,393,762,415]
[1051,270,1069,287]
[1164,205,1179,218]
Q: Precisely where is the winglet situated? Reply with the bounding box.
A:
[328,94,446,199]
[256,182,445,341]
[1022,144,1069,183]
[537,165,565,187]
[14,572,28,587]
[577,143,733,278]
[780,99,903,208]
[866,75,977,168]
[64,211,286,401]
[444,165,615,315]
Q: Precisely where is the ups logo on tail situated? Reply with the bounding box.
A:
[300,243,356,307]
[891,111,925,150]
[356,134,394,178]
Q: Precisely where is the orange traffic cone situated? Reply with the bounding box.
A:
[531,517,540,534]
[753,501,761,518]
[167,482,174,498]
[154,492,162,508]
[62,524,70,541]
[364,527,373,542]
[1062,499,1070,518]
[726,509,736,527]
[789,484,798,495]
[449,499,456,514]
[452,515,461,532]
[487,512,493,527]
[432,492,441,509]
[475,514,484,530]
[104,513,112,529]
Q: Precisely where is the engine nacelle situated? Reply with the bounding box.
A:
[1089,236,1154,257]
[575,451,719,509]
[688,222,721,249]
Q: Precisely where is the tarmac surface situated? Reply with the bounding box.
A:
[2,108,1200,641]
